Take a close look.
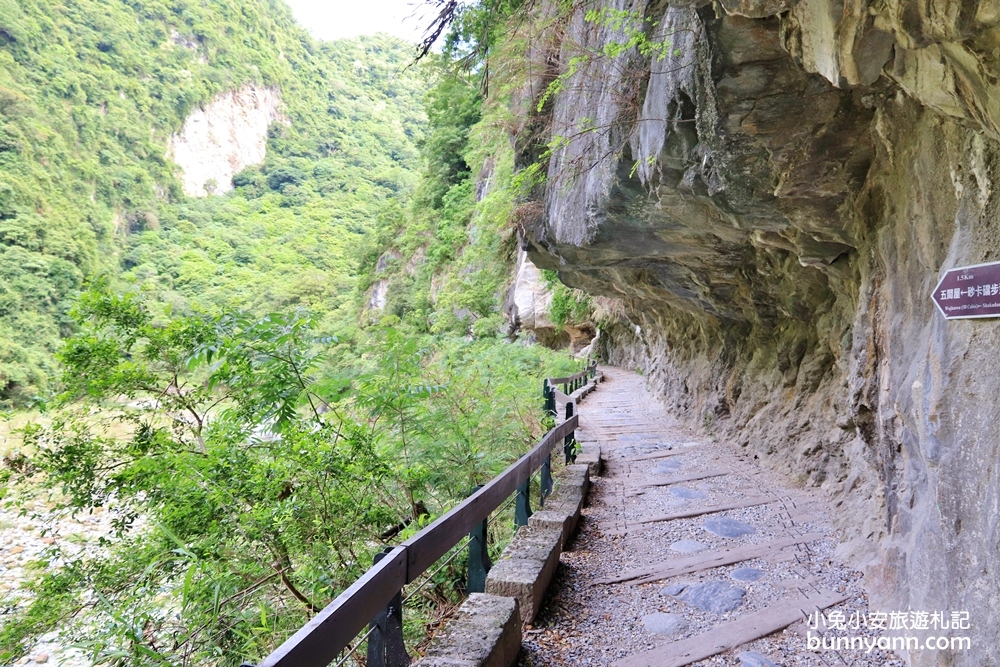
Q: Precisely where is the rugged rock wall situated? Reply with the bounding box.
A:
[518,0,1000,662]
[167,85,284,197]
[504,248,596,350]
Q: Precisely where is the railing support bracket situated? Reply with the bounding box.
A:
[367,548,411,667]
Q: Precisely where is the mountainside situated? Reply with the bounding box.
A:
[0,4,595,664]
[0,0,425,406]
[504,0,1000,661]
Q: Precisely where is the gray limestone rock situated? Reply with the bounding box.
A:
[641,612,688,636]
[738,651,781,667]
[661,583,687,596]
[665,580,747,613]
[730,567,766,582]
[670,539,708,553]
[654,459,683,472]
[670,486,707,500]
[513,0,1000,660]
[703,517,756,538]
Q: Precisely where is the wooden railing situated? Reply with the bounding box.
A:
[245,364,597,667]
[546,360,597,403]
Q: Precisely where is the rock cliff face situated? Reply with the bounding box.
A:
[168,86,283,197]
[508,249,560,342]
[518,0,1000,661]
[506,248,599,351]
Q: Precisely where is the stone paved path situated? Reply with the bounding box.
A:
[519,367,904,667]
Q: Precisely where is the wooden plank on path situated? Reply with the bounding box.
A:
[633,496,779,526]
[601,496,780,535]
[630,468,730,490]
[610,589,849,667]
[626,449,687,462]
[592,532,824,585]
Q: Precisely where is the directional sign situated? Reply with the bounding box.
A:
[932,261,1000,319]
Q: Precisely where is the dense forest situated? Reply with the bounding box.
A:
[0,0,584,664]
[0,0,431,404]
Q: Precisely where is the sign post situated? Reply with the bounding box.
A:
[932,261,1000,319]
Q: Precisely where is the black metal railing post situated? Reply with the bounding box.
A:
[367,548,410,667]
[542,379,553,417]
[515,478,532,526]
[540,453,553,507]
[466,485,491,593]
[564,402,576,464]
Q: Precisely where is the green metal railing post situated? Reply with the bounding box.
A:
[564,402,576,464]
[540,453,553,507]
[515,479,532,526]
[367,548,410,667]
[466,485,491,594]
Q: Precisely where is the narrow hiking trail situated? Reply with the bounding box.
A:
[519,368,905,667]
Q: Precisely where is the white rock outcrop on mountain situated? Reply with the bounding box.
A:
[511,248,555,333]
[168,85,283,197]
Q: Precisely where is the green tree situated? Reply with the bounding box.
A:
[1,285,580,664]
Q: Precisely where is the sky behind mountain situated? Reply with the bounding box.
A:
[285,0,432,42]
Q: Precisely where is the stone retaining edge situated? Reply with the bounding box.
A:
[484,461,592,623]
[411,594,521,667]
[412,462,595,666]
[413,378,603,667]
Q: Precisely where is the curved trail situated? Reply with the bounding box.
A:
[520,367,903,667]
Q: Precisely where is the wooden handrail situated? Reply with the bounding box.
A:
[547,360,597,386]
[402,418,577,577]
[259,547,407,667]
[255,414,579,667]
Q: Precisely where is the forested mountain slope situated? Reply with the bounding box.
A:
[0,0,425,405]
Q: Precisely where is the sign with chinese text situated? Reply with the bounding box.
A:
[932,261,1000,319]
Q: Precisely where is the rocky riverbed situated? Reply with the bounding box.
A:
[1,494,118,667]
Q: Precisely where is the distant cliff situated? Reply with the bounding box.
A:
[168,85,284,197]
[513,0,1000,662]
